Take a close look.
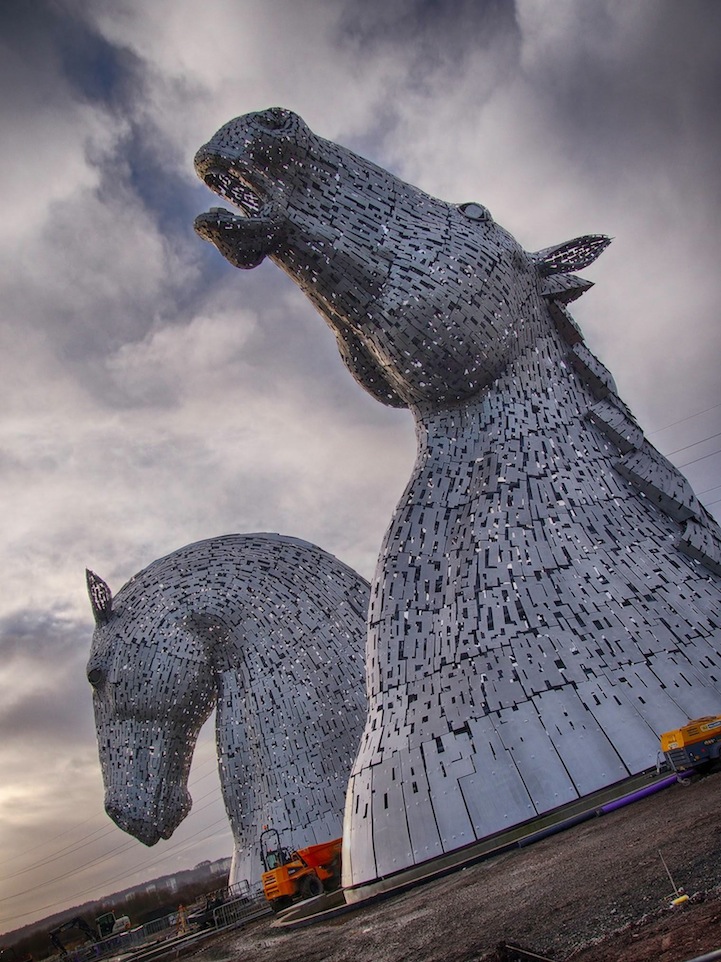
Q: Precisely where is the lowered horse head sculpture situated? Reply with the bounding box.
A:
[195,110,721,899]
[87,565,214,847]
[86,533,368,886]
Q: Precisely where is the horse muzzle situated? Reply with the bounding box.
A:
[105,785,192,846]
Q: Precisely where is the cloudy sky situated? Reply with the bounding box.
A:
[1,0,720,935]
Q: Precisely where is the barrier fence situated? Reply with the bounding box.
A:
[46,883,270,962]
[212,894,271,929]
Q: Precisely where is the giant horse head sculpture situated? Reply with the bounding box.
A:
[194,110,721,899]
[86,533,368,885]
[194,107,609,410]
[86,567,215,846]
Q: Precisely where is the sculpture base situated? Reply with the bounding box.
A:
[343,769,675,905]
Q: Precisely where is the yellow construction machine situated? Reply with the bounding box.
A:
[260,828,342,912]
[659,714,721,773]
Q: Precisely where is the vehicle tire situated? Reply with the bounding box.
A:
[299,874,324,900]
[270,896,293,913]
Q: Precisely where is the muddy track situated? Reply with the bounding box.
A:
[181,772,721,962]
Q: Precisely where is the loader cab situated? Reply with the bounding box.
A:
[260,827,290,871]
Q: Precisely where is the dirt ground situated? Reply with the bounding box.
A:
[185,772,721,962]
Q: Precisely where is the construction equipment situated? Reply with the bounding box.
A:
[186,889,230,930]
[659,714,721,773]
[260,828,342,912]
[49,918,99,957]
[95,912,130,937]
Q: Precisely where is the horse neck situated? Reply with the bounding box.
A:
[408,325,588,487]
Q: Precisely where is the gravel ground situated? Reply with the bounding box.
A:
[182,772,721,962]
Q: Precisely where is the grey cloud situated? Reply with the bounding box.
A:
[0,611,94,755]
[0,610,86,664]
[0,0,719,933]
[336,0,520,85]
[517,1,721,191]
[0,685,95,747]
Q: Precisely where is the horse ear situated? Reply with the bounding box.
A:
[532,235,612,276]
[86,569,113,625]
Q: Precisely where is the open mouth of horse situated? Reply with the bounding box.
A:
[193,152,284,268]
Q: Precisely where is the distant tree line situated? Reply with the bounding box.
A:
[1,859,231,961]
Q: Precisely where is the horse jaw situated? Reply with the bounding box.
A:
[105,786,192,846]
[95,716,199,846]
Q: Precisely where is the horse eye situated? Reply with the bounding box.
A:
[256,109,291,132]
[87,667,105,688]
[459,202,492,222]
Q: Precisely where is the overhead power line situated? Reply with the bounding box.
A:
[697,482,721,496]
[676,448,721,470]
[0,813,232,928]
[3,752,219,871]
[664,430,721,458]
[648,401,721,435]
[0,782,224,888]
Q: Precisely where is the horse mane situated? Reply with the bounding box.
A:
[537,252,721,578]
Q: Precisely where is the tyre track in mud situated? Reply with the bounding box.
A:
[178,772,721,962]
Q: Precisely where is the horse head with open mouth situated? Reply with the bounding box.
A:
[194,110,721,898]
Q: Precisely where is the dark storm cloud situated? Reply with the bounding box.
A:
[332,0,522,152]
[520,2,721,196]
[0,2,205,374]
[0,682,95,746]
[0,610,85,664]
[1,0,106,81]
[0,1,131,126]
[337,0,519,73]
[0,610,94,747]
[1,0,719,933]
[0,2,67,108]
